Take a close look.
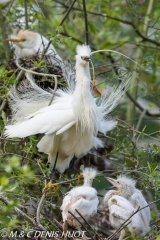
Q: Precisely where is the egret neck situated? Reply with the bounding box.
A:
[73,61,99,135]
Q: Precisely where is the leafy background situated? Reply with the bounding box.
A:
[0,0,160,239]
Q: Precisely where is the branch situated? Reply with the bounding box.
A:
[126,91,160,118]
[75,209,103,240]
[82,0,89,45]
[0,195,47,231]
[68,211,93,239]
[24,0,28,29]
[59,0,77,26]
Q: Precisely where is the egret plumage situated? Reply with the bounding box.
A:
[103,175,151,238]
[7,29,62,64]
[5,45,131,175]
[61,167,99,228]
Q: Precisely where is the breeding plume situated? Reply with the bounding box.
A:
[7,30,62,64]
[61,168,99,228]
[5,45,131,174]
[104,175,151,237]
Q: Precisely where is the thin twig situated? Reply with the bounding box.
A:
[82,0,89,45]
[24,0,28,29]
[59,0,77,26]
[75,209,103,240]
[68,211,93,239]
[0,195,47,231]
[15,59,59,78]
[36,192,47,227]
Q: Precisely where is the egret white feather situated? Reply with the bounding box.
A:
[5,45,132,172]
[61,167,99,226]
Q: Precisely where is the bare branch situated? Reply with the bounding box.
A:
[75,209,103,240]
[82,0,89,45]
[0,195,47,231]
[59,0,77,26]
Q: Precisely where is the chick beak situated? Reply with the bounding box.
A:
[6,38,25,42]
[81,56,91,62]
[105,177,119,190]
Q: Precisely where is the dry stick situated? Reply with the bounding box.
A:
[59,0,77,26]
[36,192,47,227]
[0,195,47,231]
[15,59,58,106]
[82,0,89,45]
[75,209,103,240]
[68,211,93,239]
[15,59,59,78]
[24,0,28,29]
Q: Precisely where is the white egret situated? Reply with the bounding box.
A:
[104,175,151,235]
[5,45,131,185]
[61,167,98,231]
[7,29,62,64]
[106,195,145,240]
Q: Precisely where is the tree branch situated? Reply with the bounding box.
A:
[59,0,77,26]
[82,0,89,45]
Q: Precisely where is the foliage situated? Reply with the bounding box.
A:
[0,0,160,239]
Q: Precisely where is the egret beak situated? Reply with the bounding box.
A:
[81,56,91,62]
[105,177,119,189]
[6,38,25,42]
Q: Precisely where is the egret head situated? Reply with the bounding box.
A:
[6,30,39,48]
[106,175,136,198]
[82,167,97,186]
[76,45,91,66]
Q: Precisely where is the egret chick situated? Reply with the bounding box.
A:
[106,195,144,240]
[104,175,151,233]
[61,167,99,232]
[7,30,62,64]
[5,45,131,182]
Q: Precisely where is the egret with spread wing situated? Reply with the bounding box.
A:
[7,29,62,65]
[5,45,131,186]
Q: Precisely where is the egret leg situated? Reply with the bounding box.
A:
[50,152,59,180]
[42,152,59,193]
[70,156,79,173]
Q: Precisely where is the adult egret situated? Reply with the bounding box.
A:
[61,167,98,232]
[5,45,131,184]
[104,175,151,234]
[7,30,62,64]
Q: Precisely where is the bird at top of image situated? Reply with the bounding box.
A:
[103,175,151,234]
[4,44,131,190]
[60,167,99,234]
[6,29,62,65]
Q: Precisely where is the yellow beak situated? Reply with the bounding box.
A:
[6,38,25,42]
[105,177,119,188]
